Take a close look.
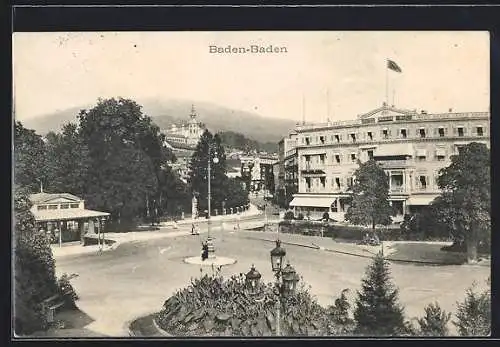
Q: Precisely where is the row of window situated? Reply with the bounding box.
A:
[303,175,434,190]
[37,203,80,210]
[301,151,451,166]
[301,125,486,145]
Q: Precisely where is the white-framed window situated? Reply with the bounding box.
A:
[400,128,407,138]
[351,153,357,162]
[334,154,341,164]
[350,133,356,143]
[335,177,341,189]
[367,131,373,140]
[334,134,341,143]
[60,204,70,209]
[48,205,58,210]
[382,128,389,139]
[37,205,47,210]
[319,135,325,144]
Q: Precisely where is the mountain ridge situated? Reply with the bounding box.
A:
[18,98,297,144]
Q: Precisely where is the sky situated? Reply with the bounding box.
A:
[13,31,489,123]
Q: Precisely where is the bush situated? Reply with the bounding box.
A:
[284,211,295,220]
[417,302,451,336]
[297,213,304,220]
[57,273,79,309]
[14,187,59,335]
[453,280,491,336]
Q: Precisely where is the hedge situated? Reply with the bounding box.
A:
[278,221,405,242]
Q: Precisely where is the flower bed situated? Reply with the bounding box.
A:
[156,272,340,337]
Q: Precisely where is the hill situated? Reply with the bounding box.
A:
[19,98,297,144]
[217,130,278,154]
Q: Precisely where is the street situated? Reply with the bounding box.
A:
[53,220,489,337]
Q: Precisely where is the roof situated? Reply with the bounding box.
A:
[289,196,336,208]
[358,104,417,120]
[407,195,438,206]
[29,193,82,204]
[32,208,110,222]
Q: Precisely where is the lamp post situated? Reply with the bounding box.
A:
[206,142,219,259]
[245,239,299,336]
[100,216,107,249]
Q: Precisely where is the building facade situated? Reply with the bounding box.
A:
[288,103,490,221]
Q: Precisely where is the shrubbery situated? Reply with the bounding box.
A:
[14,187,59,335]
[453,279,491,336]
[157,270,334,336]
[417,302,451,336]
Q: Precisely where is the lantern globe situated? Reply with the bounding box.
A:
[281,262,298,296]
[270,239,286,272]
[245,264,261,295]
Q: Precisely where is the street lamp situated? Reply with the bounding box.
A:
[244,240,299,336]
[100,216,108,250]
[245,264,261,296]
[270,239,286,273]
[206,143,219,259]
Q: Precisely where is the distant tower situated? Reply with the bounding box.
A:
[188,104,202,145]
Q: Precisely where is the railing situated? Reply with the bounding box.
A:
[390,187,406,194]
[301,162,326,171]
[376,160,413,168]
[294,112,489,133]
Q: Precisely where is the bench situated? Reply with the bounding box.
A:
[42,294,64,323]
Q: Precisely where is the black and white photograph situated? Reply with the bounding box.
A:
[12,31,491,338]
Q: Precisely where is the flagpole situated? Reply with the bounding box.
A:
[385,58,389,105]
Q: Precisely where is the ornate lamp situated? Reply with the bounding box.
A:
[281,262,299,297]
[245,264,262,296]
[270,239,286,272]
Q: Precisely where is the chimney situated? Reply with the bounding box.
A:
[449,108,453,113]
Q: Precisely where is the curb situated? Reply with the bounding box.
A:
[152,316,172,337]
[241,236,474,266]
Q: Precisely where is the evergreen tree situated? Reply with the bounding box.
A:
[353,252,406,336]
[417,302,451,336]
[188,130,228,212]
[453,280,491,336]
[345,160,393,231]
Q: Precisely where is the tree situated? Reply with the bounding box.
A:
[432,142,490,263]
[417,302,451,336]
[345,160,393,231]
[224,178,250,209]
[13,186,58,334]
[14,122,48,193]
[77,98,172,225]
[353,252,406,336]
[453,279,491,336]
[327,289,355,334]
[44,123,90,196]
[188,130,228,213]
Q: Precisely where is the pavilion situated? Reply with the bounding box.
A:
[29,192,110,247]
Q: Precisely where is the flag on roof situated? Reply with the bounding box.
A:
[387,59,402,73]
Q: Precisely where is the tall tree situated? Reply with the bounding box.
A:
[345,160,393,231]
[417,302,451,336]
[14,122,48,193]
[188,130,227,212]
[44,122,90,196]
[432,142,490,263]
[353,252,406,336]
[13,186,58,334]
[77,98,171,224]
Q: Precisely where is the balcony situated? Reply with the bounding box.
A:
[389,186,406,194]
[301,162,326,172]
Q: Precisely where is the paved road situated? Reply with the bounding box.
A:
[53,224,490,337]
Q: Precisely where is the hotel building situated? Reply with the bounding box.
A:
[287,103,490,221]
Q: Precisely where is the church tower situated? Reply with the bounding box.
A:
[187,104,202,145]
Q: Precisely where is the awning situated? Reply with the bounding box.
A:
[374,143,413,157]
[435,148,446,156]
[416,148,427,157]
[289,196,336,208]
[407,196,437,206]
[33,209,111,222]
